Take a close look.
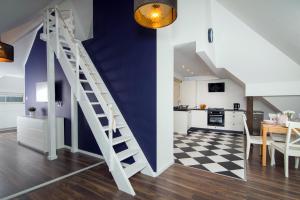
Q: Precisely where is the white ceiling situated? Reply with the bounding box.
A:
[174,42,214,78]
[0,0,55,33]
[217,0,300,65]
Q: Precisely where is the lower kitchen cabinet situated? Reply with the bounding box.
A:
[191,110,207,128]
[225,111,244,132]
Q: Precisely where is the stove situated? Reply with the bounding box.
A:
[207,108,225,127]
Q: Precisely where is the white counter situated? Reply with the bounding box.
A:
[174,111,191,134]
[17,116,65,152]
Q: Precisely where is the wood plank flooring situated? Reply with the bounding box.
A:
[0,132,101,198]
[15,144,300,200]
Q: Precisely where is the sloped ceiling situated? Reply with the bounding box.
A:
[174,42,214,78]
[217,0,300,65]
[0,0,54,33]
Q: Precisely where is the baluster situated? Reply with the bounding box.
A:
[108,104,114,172]
[55,6,60,59]
[75,42,80,101]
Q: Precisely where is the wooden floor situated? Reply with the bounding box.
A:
[0,132,101,198]
[15,144,300,200]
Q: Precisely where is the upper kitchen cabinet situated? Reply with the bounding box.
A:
[180,80,197,107]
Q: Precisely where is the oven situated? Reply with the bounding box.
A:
[207,108,225,127]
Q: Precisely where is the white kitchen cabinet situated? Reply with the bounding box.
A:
[17,116,65,152]
[174,111,191,134]
[225,111,244,132]
[180,81,197,107]
[190,110,207,128]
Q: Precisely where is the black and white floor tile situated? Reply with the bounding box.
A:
[174,131,245,180]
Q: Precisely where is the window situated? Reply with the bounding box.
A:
[0,96,5,102]
[0,94,24,103]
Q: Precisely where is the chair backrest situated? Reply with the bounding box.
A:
[269,113,277,121]
[242,113,250,141]
[285,121,300,149]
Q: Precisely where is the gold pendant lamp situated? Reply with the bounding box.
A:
[0,37,14,62]
[134,0,177,29]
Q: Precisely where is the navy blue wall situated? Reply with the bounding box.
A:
[25,0,157,171]
[83,0,157,171]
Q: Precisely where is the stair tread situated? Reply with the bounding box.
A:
[124,162,146,178]
[96,113,106,118]
[112,135,131,146]
[80,79,88,82]
[90,102,100,105]
[85,90,94,93]
[103,124,126,131]
[96,113,119,118]
[117,148,139,161]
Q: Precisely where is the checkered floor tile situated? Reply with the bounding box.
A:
[174,131,245,180]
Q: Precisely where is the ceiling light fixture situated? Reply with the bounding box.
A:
[182,65,185,69]
[134,0,177,29]
[0,40,14,62]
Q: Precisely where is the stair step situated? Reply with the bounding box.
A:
[96,113,106,118]
[101,91,109,94]
[124,162,146,178]
[112,135,131,146]
[85,90,94,94]
[117,149,139,161]
[96,113,119,119]
[90,102,100,106]
[103,124,126,131]
[80,79,88,83]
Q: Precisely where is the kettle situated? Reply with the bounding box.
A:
[233,103,240,111]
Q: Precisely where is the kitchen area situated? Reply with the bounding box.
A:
[174,78,263,135]
[173,77,267,180]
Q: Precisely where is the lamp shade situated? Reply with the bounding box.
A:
[134,0,177,29]
[0,41,14,62]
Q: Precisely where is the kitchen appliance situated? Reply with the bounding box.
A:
[207,108,225,127]
[233,103,240,111]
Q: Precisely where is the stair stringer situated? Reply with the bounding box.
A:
[48,35,136,195]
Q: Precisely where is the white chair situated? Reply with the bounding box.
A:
[269,113,286,142]
[242,114,273,160]
[271,121,300,177]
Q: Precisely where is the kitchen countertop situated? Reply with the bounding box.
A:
[174,108,263,113]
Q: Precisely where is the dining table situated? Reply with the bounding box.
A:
[260,122,288,166]
[260,119,300,166]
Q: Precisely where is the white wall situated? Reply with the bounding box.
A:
[211,0,300,95]
[0,104,24,129]
[59,0,93,41]
[264,96,300,118]
[0,76,24,94]
[0,27,38,78]
[156,26,174,175]
[180,78,246,109]
[253,98,277,120]
[0,76,25,129]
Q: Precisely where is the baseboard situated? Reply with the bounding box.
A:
[0,127,17,133]
[64,145,104,159]
[142,160,174,177]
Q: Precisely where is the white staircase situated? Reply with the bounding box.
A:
[41,7,153,196]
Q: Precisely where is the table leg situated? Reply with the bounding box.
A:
[262,127,267,166]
